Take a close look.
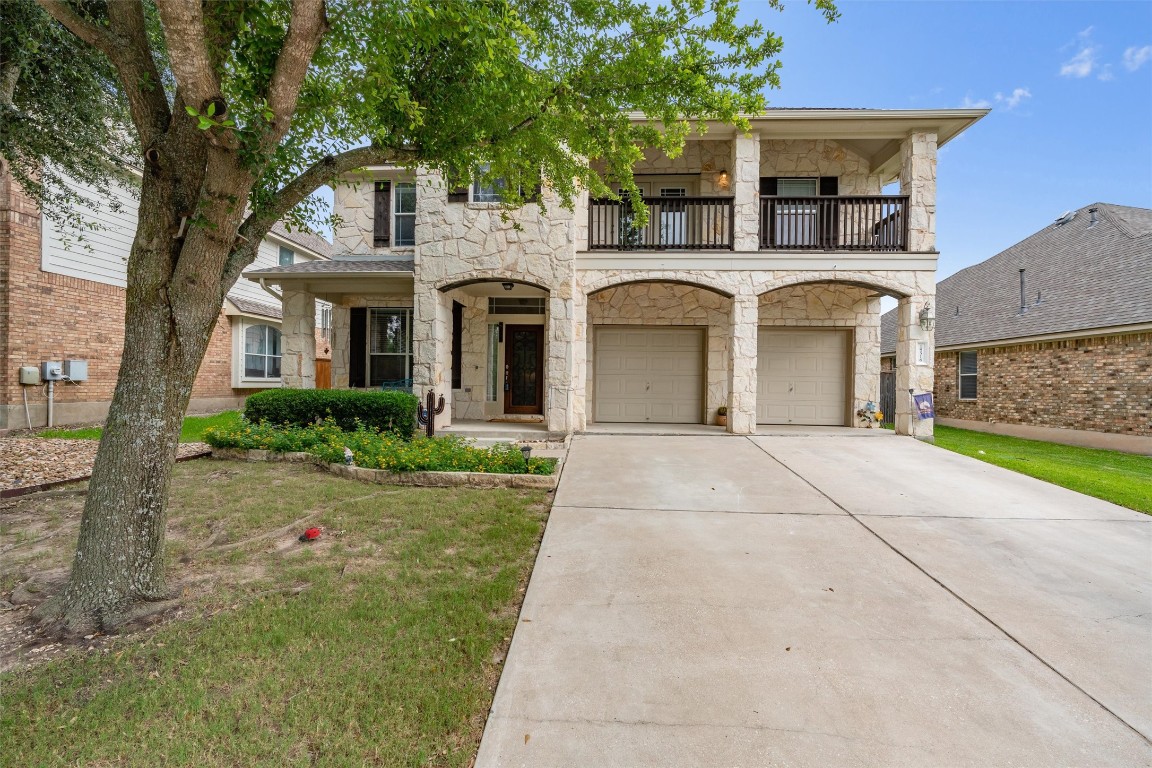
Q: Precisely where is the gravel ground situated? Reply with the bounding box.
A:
[0,439,210,492]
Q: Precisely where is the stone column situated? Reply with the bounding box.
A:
[413,289,453,427]
[852,295,882,426]
[545,292,574,433]
[727,293,758,434]
[899,132,938,253]
[280,289,316,389]
[330,305,351,388]
[571,289,589,432]
[895,294,934,439]
[731,131,761,251]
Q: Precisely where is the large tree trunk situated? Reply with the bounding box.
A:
[35,153,245,636]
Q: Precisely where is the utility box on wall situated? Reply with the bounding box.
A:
[63,359,89,381]
[41,361,64,381]
[19,366,41,385]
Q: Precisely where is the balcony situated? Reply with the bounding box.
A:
[760,195,909,252]
[588,196,734,251]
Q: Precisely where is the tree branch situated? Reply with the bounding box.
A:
[155,0,221,110]
[223,144,413,285]
[264,0,329,144]
[35,0,114,51]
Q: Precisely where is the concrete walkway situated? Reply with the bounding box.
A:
[476,433,1152,767]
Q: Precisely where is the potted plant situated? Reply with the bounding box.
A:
[716,406,728,427]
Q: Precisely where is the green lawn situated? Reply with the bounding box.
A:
[37,410,243,443]
[1,460,549,766]
[932,425,1152,514]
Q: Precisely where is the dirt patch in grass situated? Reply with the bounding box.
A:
[1,459,551,766]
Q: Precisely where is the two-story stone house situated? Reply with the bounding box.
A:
[248,109,987,438]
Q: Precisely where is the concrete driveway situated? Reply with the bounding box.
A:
[476,433,1152,767]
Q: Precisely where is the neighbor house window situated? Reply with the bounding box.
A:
[244,324,282,379]
[394,182,416,246]
[369,308,412,387]
[958,351,978,400]
[278,246,294,266]
[318,304,332,341]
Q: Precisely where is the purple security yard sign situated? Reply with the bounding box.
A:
[913,393,935,420]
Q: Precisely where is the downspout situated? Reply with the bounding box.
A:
[259,277,284,303]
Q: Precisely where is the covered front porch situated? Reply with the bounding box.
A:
[244,261,576,433]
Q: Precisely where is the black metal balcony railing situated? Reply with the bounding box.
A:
[760,195,909,251]
[588,196,734,251]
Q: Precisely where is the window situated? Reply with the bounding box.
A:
[318,305,332,341]
[488,297,546,315]
[278,246,294,266]
[486,324,500,402]
[394,182,416,246]
[244,324,282,379]
[958,351,978,400]
[368,308,412,387]
[472,163,506,203]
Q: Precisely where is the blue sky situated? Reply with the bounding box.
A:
[749,0,1152,279]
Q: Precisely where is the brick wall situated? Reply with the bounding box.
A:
[933,332,1151,436]
[0,165,274,428]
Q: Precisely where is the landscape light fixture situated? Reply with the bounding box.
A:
[919,302,935,331]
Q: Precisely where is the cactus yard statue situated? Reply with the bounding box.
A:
[417,391,446,438]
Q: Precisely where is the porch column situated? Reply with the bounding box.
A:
[894,294,934,439]
[330,305,351,388]
[280,288,316,389]
[571,290,589,432]
[413,289,453,427]
[899,131,937,253]
[546,292,574,433]
[727,293,758,434]
[852,294,883,425]
[731,131,761,251]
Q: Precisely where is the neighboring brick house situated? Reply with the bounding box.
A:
[0,161,332,430]
[248,108,986,438]
[881,203,1152,452]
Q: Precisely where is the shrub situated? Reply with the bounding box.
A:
[204,421,557,476]
[244,388,418,439]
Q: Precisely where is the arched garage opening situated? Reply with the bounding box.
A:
[585,279,733,426]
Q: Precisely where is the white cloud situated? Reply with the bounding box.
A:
[1060,46,1097,78]
[1097,65,1114,82]
[996,88,1032,109]
[961,95,991,109]
[1123,45,1152,72]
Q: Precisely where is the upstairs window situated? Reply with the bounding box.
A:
[278,245,294,266]
[394,182,416,246]
[958,351,978,400]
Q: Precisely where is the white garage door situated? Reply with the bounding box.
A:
[757,329,848,426]
[595,327,703,423]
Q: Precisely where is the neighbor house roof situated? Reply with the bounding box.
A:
[268,222,333,260]
[245,258,414,277]
[881,203,1152,354]
[225,296,282,320]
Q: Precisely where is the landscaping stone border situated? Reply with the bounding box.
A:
[210,448,560,490]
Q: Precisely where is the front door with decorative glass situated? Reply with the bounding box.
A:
[503,325,544,414]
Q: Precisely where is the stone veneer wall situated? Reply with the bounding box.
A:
[758,140,883,195]
[415,172,578,431]
[934,332,1152,436]
[332,173,417,256]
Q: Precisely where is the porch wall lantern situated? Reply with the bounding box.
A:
[919,302,936,331]
[716,169,730,191]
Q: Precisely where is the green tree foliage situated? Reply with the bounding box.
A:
[13,0,836,635]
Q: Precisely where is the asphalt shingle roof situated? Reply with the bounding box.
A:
[246,259,415,276]
[269,222,333,259]
[228,296,282,319]
[881,203,1152,354]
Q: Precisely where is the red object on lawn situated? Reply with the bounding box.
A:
[299,527,323,542]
